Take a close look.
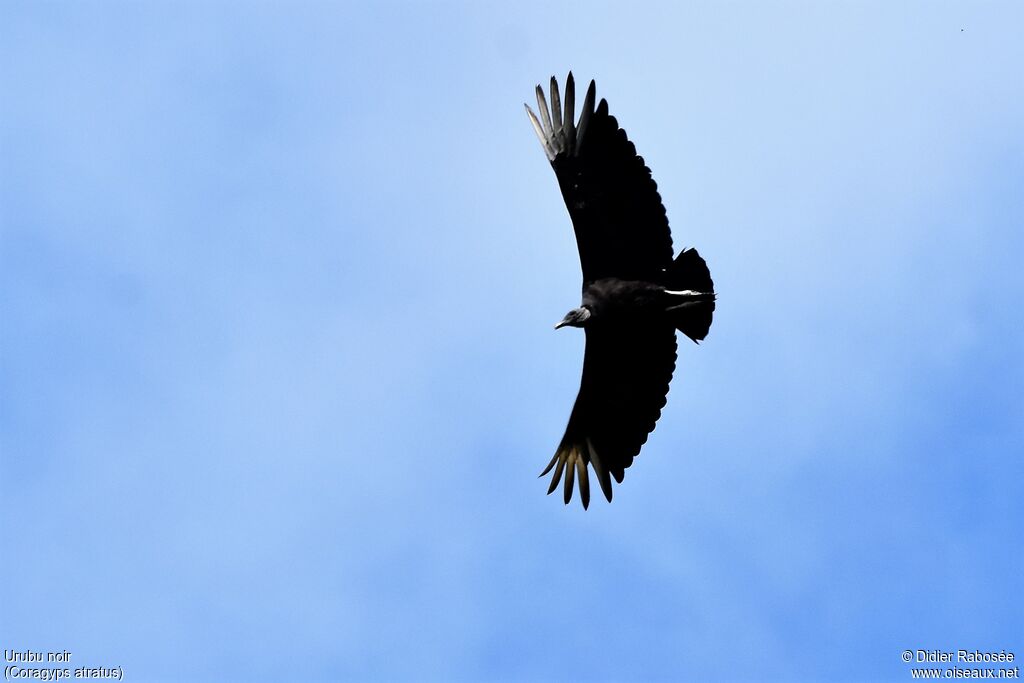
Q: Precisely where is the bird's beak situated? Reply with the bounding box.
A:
[554,319,569,330]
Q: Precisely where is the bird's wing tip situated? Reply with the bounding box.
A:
[527,72,590,161]
[542,441,606,509]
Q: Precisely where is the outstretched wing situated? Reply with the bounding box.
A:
[539,322,677,508]
[526,73,674,286]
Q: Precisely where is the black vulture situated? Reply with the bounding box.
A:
[526,73,715,509]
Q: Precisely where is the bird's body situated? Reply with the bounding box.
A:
[583,278,664,321]
[526,73,716,508]
[581,278,713,323]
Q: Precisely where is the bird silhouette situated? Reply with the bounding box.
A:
[526,73,715,509]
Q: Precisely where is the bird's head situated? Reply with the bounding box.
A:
[554,306,592,330]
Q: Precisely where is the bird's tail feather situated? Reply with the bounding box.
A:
[665,248,715,343]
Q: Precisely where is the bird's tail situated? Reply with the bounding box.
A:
[664,248,715,343]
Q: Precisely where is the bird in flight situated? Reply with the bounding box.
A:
[526,73,715,509]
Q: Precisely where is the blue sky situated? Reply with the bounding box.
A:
[2,2,1022,681]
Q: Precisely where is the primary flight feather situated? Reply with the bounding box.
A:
[526,73,716,509]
